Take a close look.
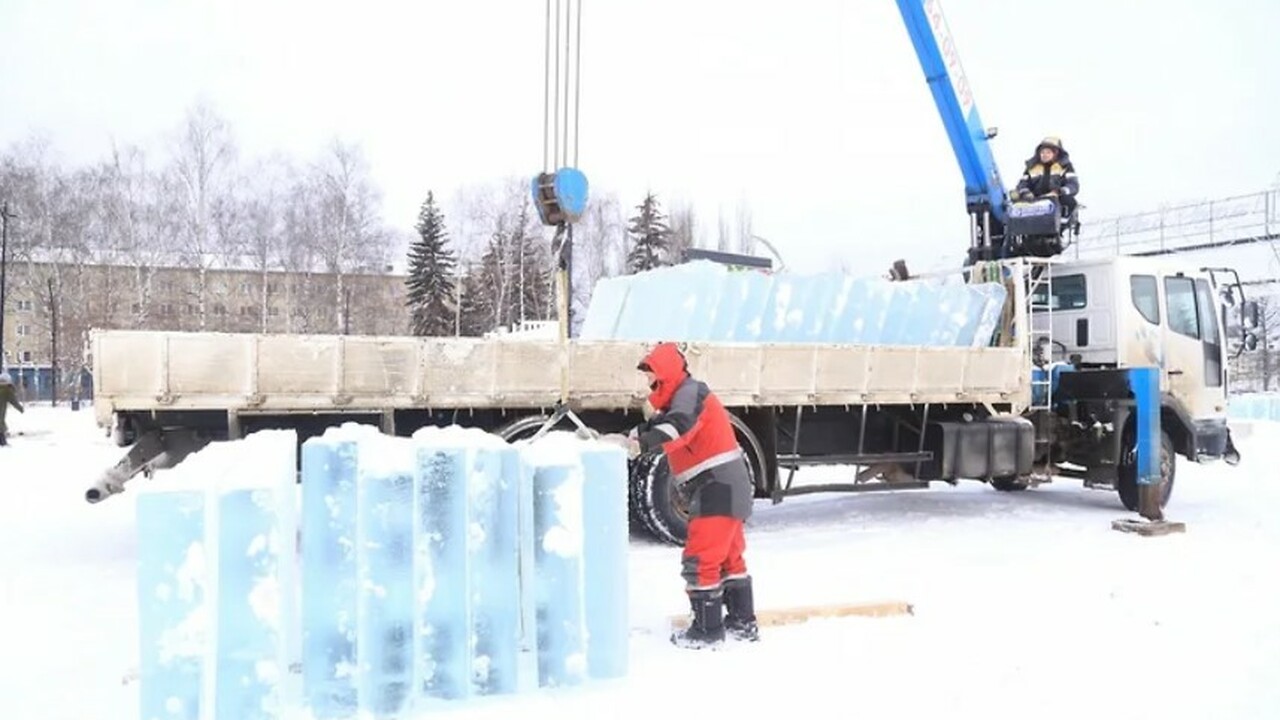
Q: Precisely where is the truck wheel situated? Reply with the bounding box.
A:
[629,452,688,546]
[727,413,769,498]
[1117,429,1176,513]
[492,414,552,442]
[495,414,650,534]
[991,476,1029,492]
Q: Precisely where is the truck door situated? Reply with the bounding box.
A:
[1161,274,1227,423]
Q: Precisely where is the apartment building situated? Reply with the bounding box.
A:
[1,259,413,401]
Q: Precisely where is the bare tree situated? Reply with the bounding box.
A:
[0,139,98,396]
[667,198,699,264]
[90,143,177,330]
[451,177,555,335]
[569,189,626,335]
[1242,295,1280,391]
[309,139,395,333]
[237,155,293,332]
[715,206,731,252]
[168,102,238,330]
[734,197,755,256]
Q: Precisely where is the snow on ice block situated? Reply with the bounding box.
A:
[135,429,298,720]
[299,424,374,718]
[581,260,1009,347]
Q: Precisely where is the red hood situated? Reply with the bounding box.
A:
[638,342,688,410]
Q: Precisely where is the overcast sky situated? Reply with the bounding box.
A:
[2,0,1278,277]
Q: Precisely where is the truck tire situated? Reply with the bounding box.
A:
[727,413,769,498]
[494,414,651,535]
[492,414,552,442]
[990,476,1029,492]
[629,451,688,546]
[1117,428,1176,513]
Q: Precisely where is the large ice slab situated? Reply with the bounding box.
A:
[514,431,630,689]
[1228,392,1280,421]
[579,260,1008,347]
[135,429,299,720]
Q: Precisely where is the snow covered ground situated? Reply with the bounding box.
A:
[1,405,1277,720]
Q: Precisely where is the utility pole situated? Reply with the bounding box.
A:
[343,286,351,335]
[455,261,463,337]
[1263,320,1272,392]
[0,203,15,374]
[48,276,59,406]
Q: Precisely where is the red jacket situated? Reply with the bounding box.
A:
[636,343,753,520]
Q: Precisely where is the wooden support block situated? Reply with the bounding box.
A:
[1111,518,1187,536]
[669,600,913,630]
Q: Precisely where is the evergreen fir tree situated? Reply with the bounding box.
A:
[405,191,458,335]
[625,192,672,273]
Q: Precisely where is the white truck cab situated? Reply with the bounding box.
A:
[1031,256,1254,463]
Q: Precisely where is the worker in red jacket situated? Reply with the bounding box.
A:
[629,342,758,647]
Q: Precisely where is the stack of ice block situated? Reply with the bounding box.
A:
[578,260,1008,347]
[298,424,629,716]
[135,424,630,720]
[1228,392,1280,421]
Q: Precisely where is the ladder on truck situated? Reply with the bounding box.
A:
[1027,264,1055,412]
[1024,260,1057,480]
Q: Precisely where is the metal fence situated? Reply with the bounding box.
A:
[1071,188,1280,259]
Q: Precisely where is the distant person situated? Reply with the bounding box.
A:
[625,342,759,647]
[0,373,24,446]
[1011,136,1079,214]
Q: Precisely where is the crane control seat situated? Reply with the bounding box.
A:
[1002,196,1080,259]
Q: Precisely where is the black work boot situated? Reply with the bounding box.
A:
[723,576,759,642]
[670,587,725,649]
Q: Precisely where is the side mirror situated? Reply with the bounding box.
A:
[1243,300,1260,330]
[1243,332,1259,352]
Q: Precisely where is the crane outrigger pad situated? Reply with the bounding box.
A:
[1111,518,1187,537]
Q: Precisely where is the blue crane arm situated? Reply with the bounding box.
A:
[895,0,1008,225]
